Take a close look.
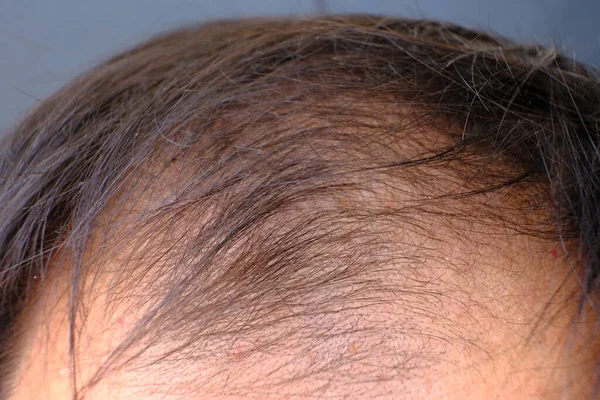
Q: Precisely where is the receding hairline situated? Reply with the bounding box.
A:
[11,102,587,397]
[2,14,600,399]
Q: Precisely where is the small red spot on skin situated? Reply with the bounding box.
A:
[550,249,558,259]
[117,317,126,327]
[230,341,247,361]
[382,303,394,313]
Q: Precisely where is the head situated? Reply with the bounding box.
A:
[1,15,600,399]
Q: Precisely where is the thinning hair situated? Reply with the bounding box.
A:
[1,15,600,398]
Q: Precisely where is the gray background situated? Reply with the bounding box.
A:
[1,0,599,136]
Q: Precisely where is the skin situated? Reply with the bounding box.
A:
[2,14,599,399]
[6,123,599,399]
[9,215,600,400]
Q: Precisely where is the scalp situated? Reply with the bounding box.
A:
[2,15,600,399]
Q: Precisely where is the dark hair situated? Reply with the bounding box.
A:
[2,15,600,398]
